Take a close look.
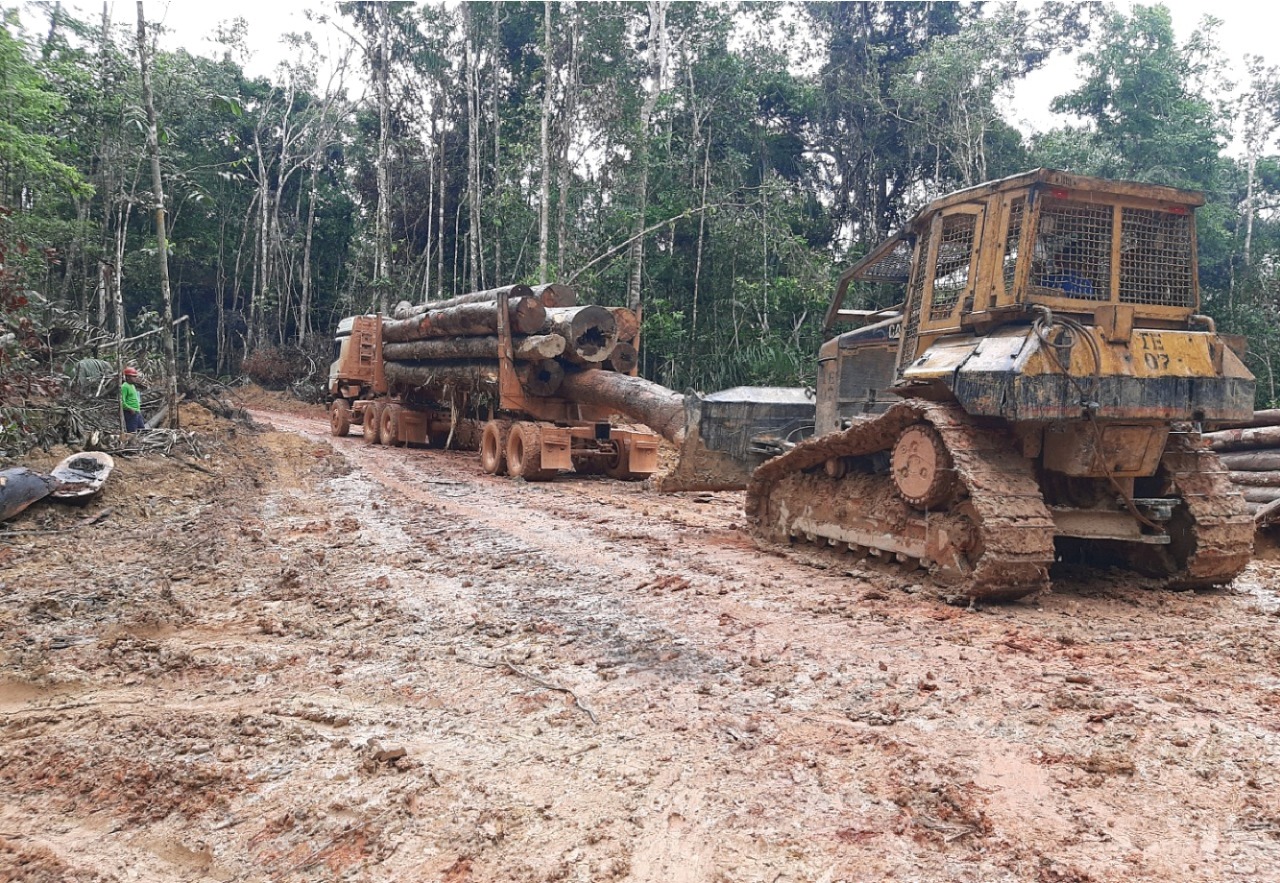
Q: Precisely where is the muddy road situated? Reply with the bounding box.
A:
[2,404,1279,882]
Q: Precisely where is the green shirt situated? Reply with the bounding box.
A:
[120,381,140,412]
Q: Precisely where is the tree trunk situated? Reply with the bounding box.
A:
[605,341,638,375]
[382,334,565,362]
[1204,425,1280,452]
[374,1,392,312]
[437,126,446,299]
[528,283,576,307]
[519,359,564,397]
[609,306,639,343]
[556,7,579,277]
[559,367,686,444]
[1218,451,1280,471]
[626,0,670,314]
[1213,409,1280,430]
[135,2,179,430]
[1228,471,1280,487]
[464,6,482,291]
[543,306,617,363]
[394,284,535,318]
[490,2,502,283]
[538,0,552,283]
[297,162,318,344]
[1242,486,1280,504]
[384,360,498,393]
[381,298,547,342]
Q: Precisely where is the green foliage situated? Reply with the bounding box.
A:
[0,11,89,201]
[3,0,1279,410]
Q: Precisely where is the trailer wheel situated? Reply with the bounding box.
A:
[329,400,351,436]
[362,403,384,444]
[506,422,557,481]
[605,437,643,481]
[480,420,509,475]
[380,405,401,446]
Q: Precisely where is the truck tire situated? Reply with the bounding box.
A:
[506,422,557,482]
[329,400,351,437]
[605,437,643,481]
[380,405,401,446]
[363,403,384,444]
[480,420,509,475]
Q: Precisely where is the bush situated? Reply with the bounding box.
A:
[241,345,315,389]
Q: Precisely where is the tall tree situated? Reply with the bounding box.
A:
[134,1,178,428]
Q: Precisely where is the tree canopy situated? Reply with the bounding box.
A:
[3,1,1280,404]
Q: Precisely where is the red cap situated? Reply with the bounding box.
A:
[123,367,139,378]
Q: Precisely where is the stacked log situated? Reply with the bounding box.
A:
[1206,414,1280,526]
[382,334,565,362]
[543,306,617,364]
[377,283,646,409]
[392,282,576,320]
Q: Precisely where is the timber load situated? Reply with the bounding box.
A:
[1206,411,1280,527]
[330,282,673,482]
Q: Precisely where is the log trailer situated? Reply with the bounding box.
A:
[745,169,1255,600]
[327,287,661,481]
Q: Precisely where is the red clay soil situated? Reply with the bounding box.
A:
[1,403,1278,882]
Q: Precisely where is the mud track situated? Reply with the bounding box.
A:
[2,404,1279,882]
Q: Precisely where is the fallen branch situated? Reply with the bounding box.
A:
[454,650,598,723]
[501,655,599,724]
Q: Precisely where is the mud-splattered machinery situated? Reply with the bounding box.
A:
[747,169,1255,600]
[327,285,662,481]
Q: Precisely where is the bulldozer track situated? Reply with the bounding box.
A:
[746,400,1055,601]
[1159,433,1254,588]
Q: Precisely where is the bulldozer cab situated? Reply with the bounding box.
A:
[817,168,1222,435]
[830,168,1204,368]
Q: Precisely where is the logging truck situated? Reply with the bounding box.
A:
[326,285,662,481]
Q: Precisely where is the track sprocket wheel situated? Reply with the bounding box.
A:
[891,423,955,509]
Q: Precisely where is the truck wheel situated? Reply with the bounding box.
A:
[506,422,557,481]
[329,400,351,436]
[363,403,384,444]
[480,420,509,475]
[605,437,643,481]
[380,405,401,446]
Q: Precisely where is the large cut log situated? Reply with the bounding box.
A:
[384,359,563,398]
[519,359,564,397]
[559,367,686,444]
[381,313,432,342]
[393,284,535,318]
[528,283,577,308]
[1213,409,1280,431]
[1217,450,1280,471]
[1204,425,1280,452]
[382,298,546,342]
[543,306,617,363]
[1242,486,1280,504]
[1228,470,1280,487]
[382,334,565,362]
[609,307,639,343]
[604,341,638,374]
[393,283,576,319]
[384,360,498,393]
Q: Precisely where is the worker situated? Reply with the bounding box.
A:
[121,366,145,432]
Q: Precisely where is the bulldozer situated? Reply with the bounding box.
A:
[746,169,1255,600]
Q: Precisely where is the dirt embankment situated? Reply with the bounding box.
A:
[1,404,1279,882]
